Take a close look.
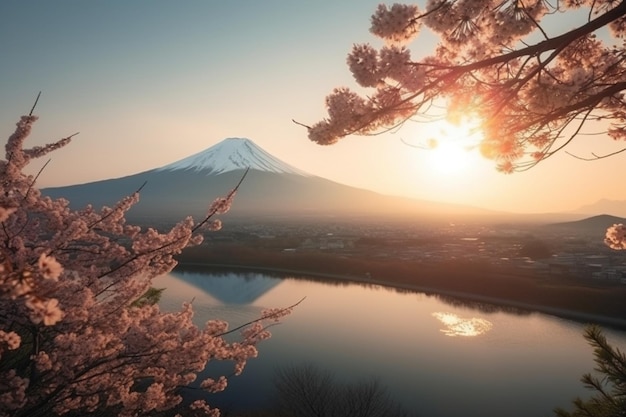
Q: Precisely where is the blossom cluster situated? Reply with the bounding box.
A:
[370,3,421,44]
[307,0,626,172]
[605,223,626,250]
[0,112,292,416]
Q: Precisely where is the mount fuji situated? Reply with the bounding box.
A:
[156,137,310,176]
[42,138,495,223]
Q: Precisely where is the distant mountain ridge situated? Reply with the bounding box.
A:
[547,214,626,236]
[41,137,501,223]
[573,199,626,218]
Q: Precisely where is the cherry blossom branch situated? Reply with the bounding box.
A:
[399,19,626,136]
[400,3,624,93]
[514,107,593,171]
[27,356,139,416]
[523,81,626,133]
[192,167,249,233]
[435,1,626,76]
[304,1,626,167]
[1,110,290,417]
[86,181,146,229]
[486,36,571,121]
[25,159,51,201]
[216,296,305,338]
[97,168,249,280]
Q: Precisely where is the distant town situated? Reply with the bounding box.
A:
[175,214,626,287]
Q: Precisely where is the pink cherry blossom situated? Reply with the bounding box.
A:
[0,109,293,417]
[0,330,21,359]
[37,253,63,281]
[0,207,16,223]
[306,1,626,172]
[605,223,626,250]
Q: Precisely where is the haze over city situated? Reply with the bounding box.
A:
[1,1,625,214]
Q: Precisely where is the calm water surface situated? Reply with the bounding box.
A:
[154,269,626,417]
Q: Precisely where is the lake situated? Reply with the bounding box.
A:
[154,268,626,417]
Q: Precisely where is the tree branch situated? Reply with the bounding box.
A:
[565,147,626,161]
[216,296,305,337]
[29,92,41,116]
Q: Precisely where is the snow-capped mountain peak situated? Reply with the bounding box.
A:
[156,137,311,176]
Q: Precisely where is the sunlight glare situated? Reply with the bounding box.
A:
[421,119,483,177]
[428,140,471,175]
[432,312,493,337]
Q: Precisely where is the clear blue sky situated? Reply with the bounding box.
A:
[1,1,623,214]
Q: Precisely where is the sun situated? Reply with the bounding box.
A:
[421,120,482,176]
[400,117,500,205]
[427,140,472,175]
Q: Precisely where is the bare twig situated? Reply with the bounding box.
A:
[399,137,433,149]
[86,180,147,229]
[26,159,51,198]
[192,166,249,232]
[565,147,626,161]
[292,119,311,129]
[29,92,41,116]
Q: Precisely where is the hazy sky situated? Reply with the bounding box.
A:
[1,1,624,214]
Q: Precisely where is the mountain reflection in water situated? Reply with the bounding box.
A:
[155,269,626,417]
[168,269,282,304]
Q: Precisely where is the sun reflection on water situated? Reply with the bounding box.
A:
[432,312,493,337]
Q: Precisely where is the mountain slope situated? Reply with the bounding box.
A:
[573,199,626,218]
[42,138,502,223]
[546,214,626,236]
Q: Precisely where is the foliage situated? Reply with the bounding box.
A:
[554,325,626,417]
[271,364,415,417]
[305,1,626,173]
[0,109,294,417]
[131,287,166,308]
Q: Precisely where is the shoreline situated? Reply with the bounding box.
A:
[176,262,626,331]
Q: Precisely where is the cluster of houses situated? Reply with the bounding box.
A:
[216,219,626,285]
